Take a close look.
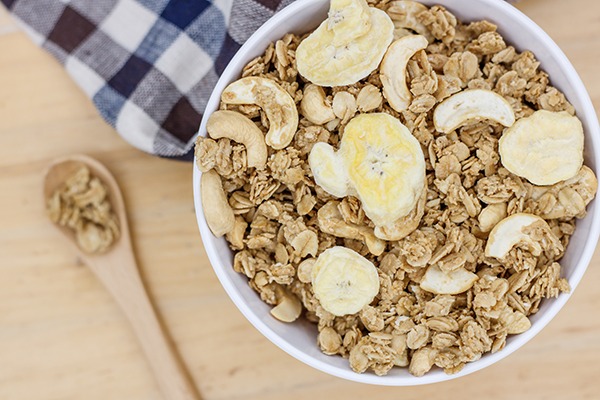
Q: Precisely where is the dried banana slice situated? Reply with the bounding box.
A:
[420,265,478,295]
[309,113,426,229]
[270,292,302,322]
[381,35,429,112]
[300,84,336,125]
[499,110,584,185]
[309,144,349,198]
[433,89,515,133]
[221,77,298,149]
[485,213,560,260]
[311,246,380,316]
[373,182,426,241]
[296,0,394,86]
[328,0,372,45]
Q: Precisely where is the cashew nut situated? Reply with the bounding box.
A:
[300,84,336,125]
[380,35,429,112]
[201,170,235,237]
[501,309,531,334]
[297,258,316,283]
[206,110,267,169]
[318,201,386,256]
[221,77,298,149]
[270,292,302,322]
[332,91,357,124]
[420,264,478,295]
[478,202,507,233]
[484,213,561,260]
[225,216,248,250]
[433,89,515,133]
[386,1,434,42]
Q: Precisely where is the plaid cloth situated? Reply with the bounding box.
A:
[2,0,518,160]
[1,0,293,160]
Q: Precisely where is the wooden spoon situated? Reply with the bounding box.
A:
[43,155,200,400]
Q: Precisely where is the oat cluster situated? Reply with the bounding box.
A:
[47,166,120,254]
[195,2,597,376]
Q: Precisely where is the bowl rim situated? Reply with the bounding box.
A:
[193,0,600,385]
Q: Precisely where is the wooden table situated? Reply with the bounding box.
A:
[1,1,599,398]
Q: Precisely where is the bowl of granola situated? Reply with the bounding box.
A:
[193,0,600,385]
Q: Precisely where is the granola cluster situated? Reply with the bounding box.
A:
[195,2,596,376]
[46,166,120,254]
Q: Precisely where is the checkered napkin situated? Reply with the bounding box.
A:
[2,0,519,160]
[1,0,293,160]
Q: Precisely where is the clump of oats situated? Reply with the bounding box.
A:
[195,1,596,377]
[46,166,120,254]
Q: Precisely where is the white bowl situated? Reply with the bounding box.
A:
[193,0,600,385]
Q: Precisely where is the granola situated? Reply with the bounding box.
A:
[46,166,120,254]
[195,0,598,377]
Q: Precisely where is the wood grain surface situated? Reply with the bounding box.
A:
[1,1,599,399]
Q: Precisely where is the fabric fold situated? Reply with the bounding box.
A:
[1,0,291,159]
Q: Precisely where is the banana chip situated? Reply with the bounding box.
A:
[499,110,584,185]
[296,0,394,86]
[311,246,380,316]
[328,0,371,45]
[433,89,515,133]
[309,113,426,230]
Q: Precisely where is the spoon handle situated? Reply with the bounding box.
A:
[87,250,201,400]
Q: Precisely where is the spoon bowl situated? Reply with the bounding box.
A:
[43,155,129,256]
[44,154,200,400]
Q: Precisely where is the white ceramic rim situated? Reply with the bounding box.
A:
[193,0,600,385]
